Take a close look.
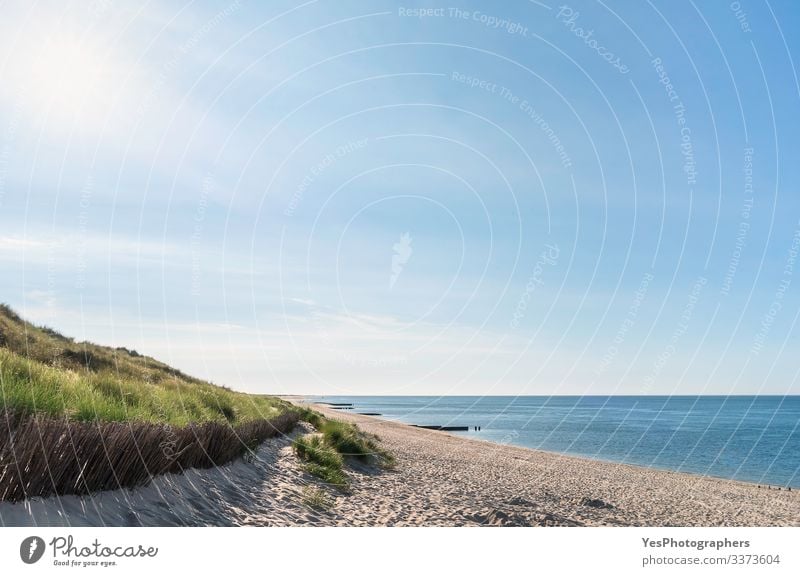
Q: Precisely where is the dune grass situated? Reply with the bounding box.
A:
[320,419,394,466]
[293,434,348,487]
[0,348,287,426]
[0,304,289,426]
[301,486,333,510]
[0,409,299,501]
[0,304,394,500]
[293,418,395,488]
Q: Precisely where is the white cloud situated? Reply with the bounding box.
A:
[0,232,180,264]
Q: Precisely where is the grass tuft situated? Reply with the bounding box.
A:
[293,434,347,487]
[294,407,325,429]
[292,418,395,487]
[301,486,333,510]
[321,419,395,468]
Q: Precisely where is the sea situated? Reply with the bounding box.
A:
[311,395,800,488]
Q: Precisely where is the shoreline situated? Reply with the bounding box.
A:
[293,397,799,491]
[355,413,793,492]
[305,402,800,526]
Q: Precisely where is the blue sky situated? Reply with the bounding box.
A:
[1,0,799,395]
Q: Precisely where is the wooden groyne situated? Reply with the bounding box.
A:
[412,425,470,432]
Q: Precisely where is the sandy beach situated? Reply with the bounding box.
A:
[2,405,798,527]
[301,405,800,526]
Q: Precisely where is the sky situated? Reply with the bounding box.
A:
[0,0,799,395]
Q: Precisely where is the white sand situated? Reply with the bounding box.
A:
[0,423,323,527]
[309,407,800,526]
[1,408,797,527]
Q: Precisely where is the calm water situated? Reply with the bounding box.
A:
[312,396,800,487]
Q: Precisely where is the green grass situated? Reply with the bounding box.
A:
[293,406,325,429]
[0,304,391,478]
[0,304,290,426]
[293,434,347,486]
[292,419,395,487]
[320,419,394,467]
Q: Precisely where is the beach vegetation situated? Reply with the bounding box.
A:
[301,486,333,510]
[0,304,391,501]
[0,304,289,425]
[294,406,325,429]
[320,419,395,468]
[292,419,395,487]
[0,304,301,501]
[293,434,348,487]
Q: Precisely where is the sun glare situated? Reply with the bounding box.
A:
[7,21,123,130]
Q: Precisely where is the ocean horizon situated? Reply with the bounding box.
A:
[311,395,800,488]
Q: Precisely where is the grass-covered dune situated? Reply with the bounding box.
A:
[0,304,287,425]
[293,416,395,489]
[0,304,300,501]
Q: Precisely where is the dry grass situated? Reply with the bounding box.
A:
[301,486,333,511]
[0,409,299,501]
[0,304,303,501]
